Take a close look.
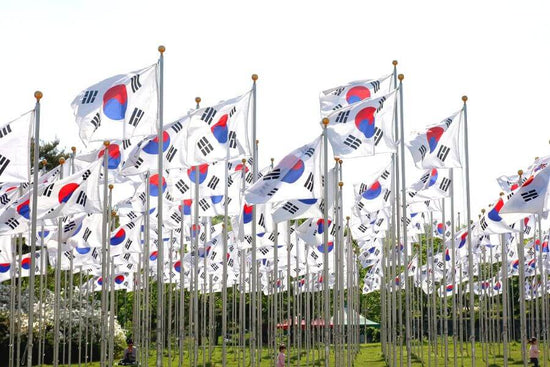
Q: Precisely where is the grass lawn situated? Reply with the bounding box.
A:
[43,340,543,366]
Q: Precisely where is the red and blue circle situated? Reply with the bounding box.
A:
[0,263,10,273]
[317,241,334,253]
[488,199,504,222]
[181,199,193,215]
[174,260,181,273]
[346,86,371,104]
[316,219,332,234]
[426,126,444,153]
[354,107,376,139]
[362,181,381,200]
[243,204,253,224]
[103,85,127,120]
[17,199,31,220]
[211,114,229,144]
[428,169,438,187]
[150,251,158,261]
[59,183,79,204]
[98,144,122,169]
[187,164,209,184]
[279,155,305,184]
[149,174,167,197]
[21,256,31,270]
[143,131,171,155]
[115,275,125,284]
[76,246,91,255]
[110,228,126,246]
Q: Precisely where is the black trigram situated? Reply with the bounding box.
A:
[304,147,315,158]
[418,145,427,159]
[64,221,76,233]
[283,202,299,214]
[227,176,234,187]
[76,191,87,206]
[90,113,101,130]
[263,169,281,181]
[436,145,451,162]
[344,135,361,150]
[199,198,210,211]
[128,108,144,127]
[0,194,9,205]
[175,179,189,194]
[123,253,131,262]
[130,74,142,93]
[0,124,12,138]
[444,117,453,128]
[211,263,220,272]
[126,222,135,230]
[258,213,265,228]
[201,107,217,124]
[304,172,314,192]
[331,87,345,96]
[359,183,368,194]
[358,224,368,233]
[370,80,381,93]
[207,176,220,190]
[259,247,269,255]
[128,211,137,220]
[0,154,10,176]
[170,212,182,224]
[373,127,383,146]
[311,251,319,260]
[383,189,391,202]
[228,131,237,149]
[439,177,451,192]
[380,170,390,180]
[376,96,387,112]
[91,248,99,259]
[82,169,91,180]
[122,139,132,150]
[357,201,364,211]
[198,137,214,156]
[171,120,183,133]
[5,218,19,229]
[64,251,74,261]
[268,231,277,242]
[376,218,384,227]
[332,104,343,111]
[480,216,488,231]
[267,188,279,197]
[82,227,92,241]
[521,189,539,202]
[138,192,146,203]
[134,157,144,169]
[335,110,350,123]
[408,191,417,199]
[42,183,54,197]
[166,146,177,162]
[124,239,133,250]
[81,90,98,104]
[246,172,254,184]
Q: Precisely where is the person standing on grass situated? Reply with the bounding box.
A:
[277,345,286,367]
[529,337,540,367]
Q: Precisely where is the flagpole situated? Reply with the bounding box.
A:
[397,74,411,366]
[461,95,477,366]
[53,157,66,367]
[517,169,528,367]
[250,73,259,367]
[25,91,42,367]
[450,169,458,367]
[156,44,165,367]
[321,117,330,367]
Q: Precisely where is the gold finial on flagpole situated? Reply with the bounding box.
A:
[108,184,114,190]
[195,97,201,104]
[59,157,65,165]
[392,60,398,66]
[518,170,523,177]
[71,146,77,153]
[34,91,43,101]
[158,45,166,54]
[322,118,329,126]
[338,182,344,187]
[462,96,468,102]
[104,141,110,147]
[252,74,258,82]
[41,159,47,166]
[398,74,404,81]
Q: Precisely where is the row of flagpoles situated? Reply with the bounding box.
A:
[2,45,550,367]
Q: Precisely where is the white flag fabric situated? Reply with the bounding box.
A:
[406,111,462,169]
[407,168,452,202]
[184,92,252,165]
[325,90,397,158]
[0,111,33,183]
[245,136,322,204]
[71,64,158,144]
[319,74,393,116]
[500,166,550,215]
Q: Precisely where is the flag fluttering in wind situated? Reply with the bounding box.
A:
[71,64,158,144]
[0,111,33,183]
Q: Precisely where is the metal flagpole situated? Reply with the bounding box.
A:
[517,169,528,367]
[449,169,458,367]
[461,95,477,367]
[222,149,229,367]
[100,141,109,367]
[397,74,412,366]
[26,91,42,367]
[156,44,166,367]
[54,157,66,367]
[179,199,185,367]
[321,117,331,367]
[251,73,259,367]
[9,236,16,367]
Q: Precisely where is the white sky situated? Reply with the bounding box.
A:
[1,0,549,220]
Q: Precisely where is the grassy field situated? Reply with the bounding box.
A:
[43,341,541,366]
